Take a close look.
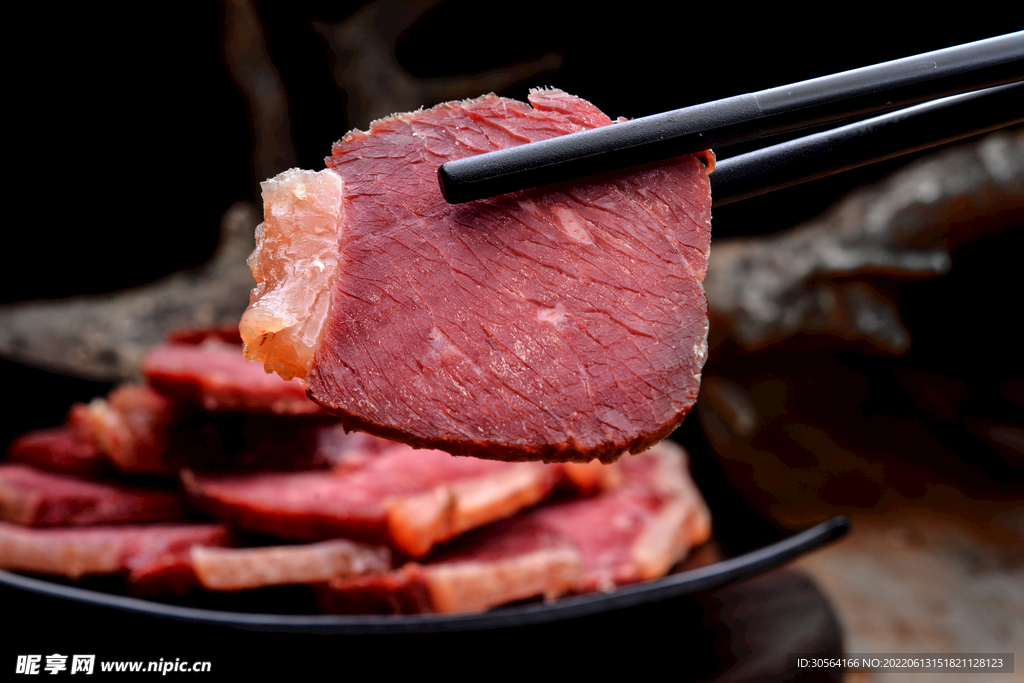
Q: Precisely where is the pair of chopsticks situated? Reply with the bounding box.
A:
[438,32,1024,206]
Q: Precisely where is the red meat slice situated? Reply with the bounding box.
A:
[318,440,711,614]
[529,440,711,592]
[241,89,713,464]
[165,325,244,346]
[182,443,565,557]
[143,341,326,417]
[0,464,186,527]
[6,427,107,477]
[66,384,180,475]
[21,382,390,477]
[0,521,227,581]
[173,416,394,473]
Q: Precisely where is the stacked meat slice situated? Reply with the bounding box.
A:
[1,330,711,612]
[318,440,711,614]
[241,89,714,464]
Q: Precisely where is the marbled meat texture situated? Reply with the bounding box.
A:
[182,442,564,557]
[318,440,711,614]
[308,89,712,463]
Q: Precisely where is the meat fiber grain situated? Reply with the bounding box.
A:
[242,89,713,463]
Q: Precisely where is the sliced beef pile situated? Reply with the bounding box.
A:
[2,329,710,609]
[4,90,715,610]
[143,339,326,417]
[7,427,106,477]
[0,464,186,527]
[241,88,713,464]
[316,440,711,614]
[317,519,584,615]
[0,521,228,586]
[182,443,566,557]
[0,333,389,594]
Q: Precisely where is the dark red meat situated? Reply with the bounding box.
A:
[0,521,228,581]
[173,416,393,472]
[66,384,180,475]
[318,440,711,613]
[143,341,326,416]
[6,427,106,476]
[244,89,712,463]
[182,442,565,557]
[0,464,186,527]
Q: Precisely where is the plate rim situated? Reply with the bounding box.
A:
[0,515,849,634]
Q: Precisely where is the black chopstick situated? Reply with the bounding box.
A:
[711,81,1024,206]
[438,32,1024,204]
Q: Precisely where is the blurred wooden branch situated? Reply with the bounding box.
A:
[705,129,1024,355]
[3,0,1021,386]
[312,0,563,129]
[222,0,297,192]
[0,203,259,382]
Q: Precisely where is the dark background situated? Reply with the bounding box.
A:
[4,4,1013,302]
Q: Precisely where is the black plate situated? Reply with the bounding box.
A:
[0,515,848,634]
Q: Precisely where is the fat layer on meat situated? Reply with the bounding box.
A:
[189,539,390,591]
[6,427,106,476]
[318,440,711,614]
[143,340,326,416]
[0,464,185,527]
[182,442,565,557]
[67,385,179,475]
